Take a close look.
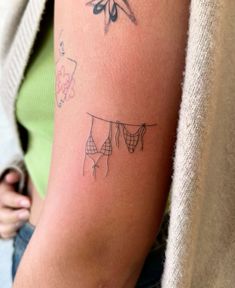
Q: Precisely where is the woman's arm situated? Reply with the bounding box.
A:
[13,1,189,287]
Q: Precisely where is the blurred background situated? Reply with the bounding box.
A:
[0,2,27,286]
[0,239,13,287]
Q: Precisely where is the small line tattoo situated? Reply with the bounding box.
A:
[86,0,137,33]
[83,113,157,178]
[56,30,78,108]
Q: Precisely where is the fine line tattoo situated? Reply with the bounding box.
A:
[56,30,78,108]
[83,113,157,178]
[86,0,137,33]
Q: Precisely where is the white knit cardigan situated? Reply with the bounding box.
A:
[0,1,235,287]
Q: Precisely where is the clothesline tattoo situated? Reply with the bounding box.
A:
[83,113,157,178]
[56,30,78,108]
[86,0,137,33]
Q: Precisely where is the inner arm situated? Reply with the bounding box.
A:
[13,1,190,287]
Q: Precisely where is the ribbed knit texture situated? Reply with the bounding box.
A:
[0,0,27,78]
[0,0,47,192]
[1,0,47,117]
[162,1,235,287]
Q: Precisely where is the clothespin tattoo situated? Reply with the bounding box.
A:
[86,0,137,33]
[83,113,157,178]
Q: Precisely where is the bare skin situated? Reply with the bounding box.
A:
[26,176,44,226]
[13,1,190,287]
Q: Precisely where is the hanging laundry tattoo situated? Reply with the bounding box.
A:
[84,116,112,178]
[86,0,137,33]
[56,30,78,108]
[83,113,157,178]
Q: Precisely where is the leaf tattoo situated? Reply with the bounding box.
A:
[86,0,137,33]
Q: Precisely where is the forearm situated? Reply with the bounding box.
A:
[13,1,189,287]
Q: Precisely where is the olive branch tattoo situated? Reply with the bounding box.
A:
[83,113,157,178]
[86,0,137,33]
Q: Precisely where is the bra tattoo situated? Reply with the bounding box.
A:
[86,0,137,33]
[83,113,157,178]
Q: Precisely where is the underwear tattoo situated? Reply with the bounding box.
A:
[83,113,157,178]
[56,30,78,108]
[86,0,137,33]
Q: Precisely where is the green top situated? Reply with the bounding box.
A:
[16,20,55,199]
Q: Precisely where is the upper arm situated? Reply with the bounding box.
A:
[47,0,189,240]
[13,1,190,287]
